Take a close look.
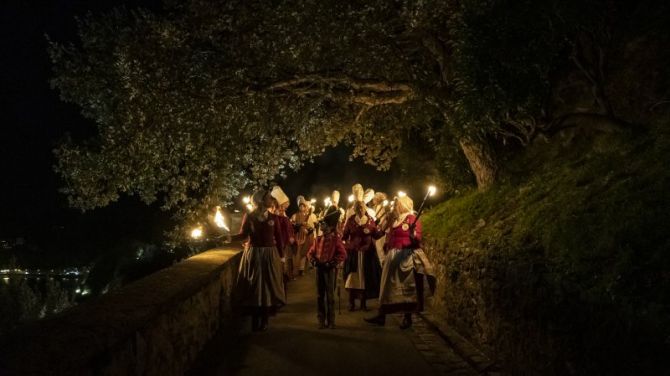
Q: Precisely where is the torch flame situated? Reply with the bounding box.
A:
[190,227,203,239]
[397,191,407,198]
[310,198,316,204]
[242,196,251,204]
[324,197,332,207]
[214,207,229,231]
[428,185,437,197]
[348,194,355,203]
[383,199,389,207]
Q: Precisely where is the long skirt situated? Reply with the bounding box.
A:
[378,248,436,314]
[293,237,313,273]
[235,246,286,315]
[344,249,382,299]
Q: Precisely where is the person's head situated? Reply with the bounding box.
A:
[255,190,274,211]
[363,188,375,204]
[354,201,367,218]
[251,190,267,210]
[270,186,289,213]
[322,206,340,233]
[394,195,414,216]
[372,192,387,206]
[331,190,340,207]
[277,201,289,214]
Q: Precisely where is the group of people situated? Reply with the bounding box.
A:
[231,184,436,332]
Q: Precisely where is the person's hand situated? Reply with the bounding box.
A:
[281,257,286,263]
[310,257,318,267]
[289,237,295,245]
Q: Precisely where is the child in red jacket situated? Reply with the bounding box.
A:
[307,212,346,329]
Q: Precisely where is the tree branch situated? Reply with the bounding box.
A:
[266,75,415,106]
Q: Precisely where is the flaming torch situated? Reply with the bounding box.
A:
[214,206,230,231]
[411,185,437,231]
[190,227,203,240]
[241,196,254,212]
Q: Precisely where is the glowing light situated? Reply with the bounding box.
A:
[428,185,437,196]
[397,191,407,198]
[2,277,9,284]
[191,227,203,239]
[214,207,229,231]
[310,198,316,204]
[242,196,251,204]
[324,197,332,207]
[383,200,389,207]
[246,203,254,212]
[348,194,355,203]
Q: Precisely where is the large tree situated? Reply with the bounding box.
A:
[50,0,665,228]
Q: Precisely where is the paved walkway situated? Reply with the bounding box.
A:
[191,268,479,376]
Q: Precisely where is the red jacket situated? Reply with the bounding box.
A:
[342,215,382,253]
[275,214,294,250]
[307,232,347,264]
[386,214,422,250]
[239,212,286,256]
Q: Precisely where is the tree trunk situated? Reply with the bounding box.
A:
[459,137,498,190]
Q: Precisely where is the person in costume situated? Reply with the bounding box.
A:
[325,190,346,234]
[307,210,347,329]
[232,190,287,331]
[344,184,364,224]
[371,192,389,261]
[271,186,295,282]
[290,195,318,277]
[342,201,383,311]
[345,185,377,224]
[364,194,436,329]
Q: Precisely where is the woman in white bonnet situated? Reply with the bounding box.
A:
[233,189,287,331]
[364,193,436,329]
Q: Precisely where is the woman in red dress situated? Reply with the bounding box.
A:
[342,201,383,311]
[233,190,287,331]
[364,195,436,329]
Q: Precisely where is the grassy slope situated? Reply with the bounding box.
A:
[423,124,670,374]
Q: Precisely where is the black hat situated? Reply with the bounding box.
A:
[321,206,340,229]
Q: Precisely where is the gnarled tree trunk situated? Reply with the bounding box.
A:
[459,137,498,190]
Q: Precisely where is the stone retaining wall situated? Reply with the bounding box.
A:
[0,248,242,376]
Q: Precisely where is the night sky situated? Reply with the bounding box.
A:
[0,1,393,251]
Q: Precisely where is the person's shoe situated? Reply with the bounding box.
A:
[399,314,412,330]
[251,315,260,331]
[328,322,337,329]
[298,270,304,277]
[364,314,386,326]
[259,316,269,331]
[360,300,370,311]
[318,321,327,329]
[348,303,357,312]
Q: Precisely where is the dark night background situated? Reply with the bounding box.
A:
[0,0,394,265]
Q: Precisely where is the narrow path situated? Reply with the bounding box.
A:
[194,268,478,376]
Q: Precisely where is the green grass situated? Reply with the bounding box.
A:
[422,124,670,374]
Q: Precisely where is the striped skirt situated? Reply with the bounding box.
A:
[235,246,286,313]
[378,248,436,314]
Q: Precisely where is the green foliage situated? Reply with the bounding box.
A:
[48,1,440,228]
[48,0,670,231]
[423,123,670,373]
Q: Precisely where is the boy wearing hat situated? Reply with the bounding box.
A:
[307,211,346,329]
